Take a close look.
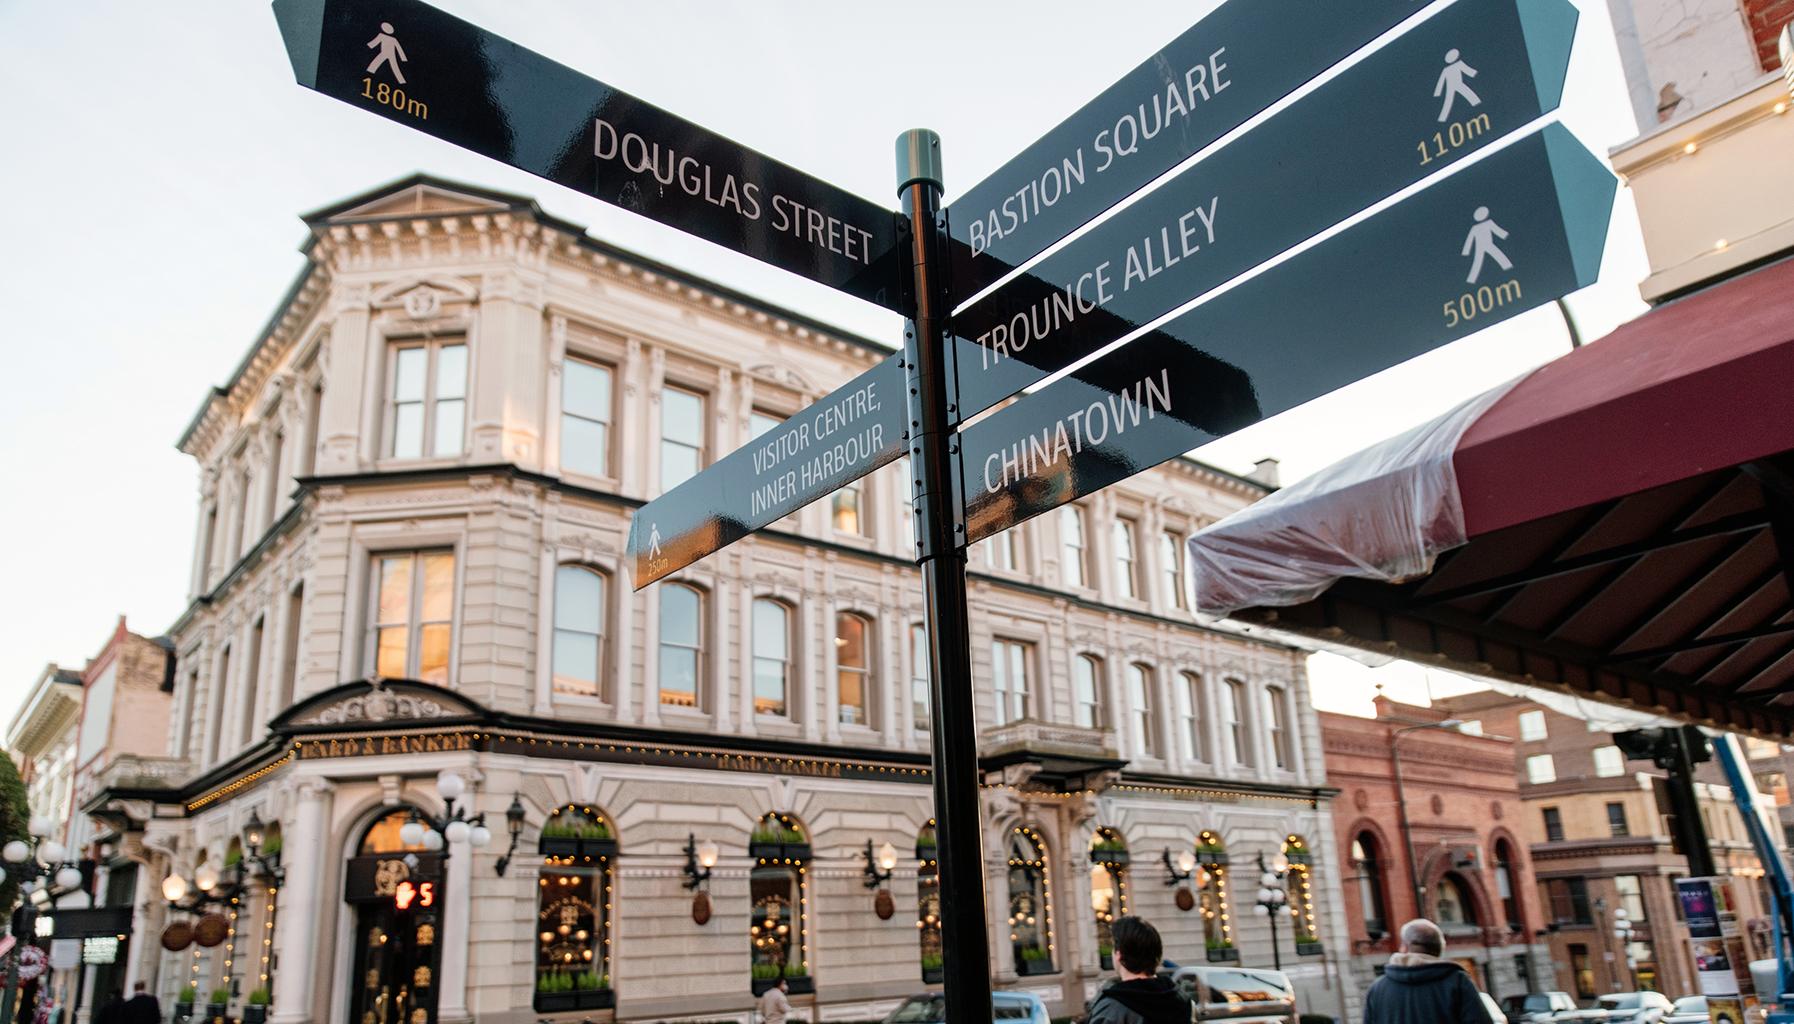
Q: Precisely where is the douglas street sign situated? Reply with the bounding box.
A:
[958,126,1616,541]
[949,0,1426,298]
[273,0,906,313]
[952,0,1579,422]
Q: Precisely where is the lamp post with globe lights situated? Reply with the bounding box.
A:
[1253,851,1292,971]
[0,817,88,1023]
[396,771,495,862]
[1613,907,1638,991]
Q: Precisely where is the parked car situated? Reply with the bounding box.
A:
[1481,992,1509,1023]
[1663,996,1708,1024]
[1499,991,1610,1022]
[1597,992,1674,1023]
[1171,964,1298,1022]
[883,990,1051,1024]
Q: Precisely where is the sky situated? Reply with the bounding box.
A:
[0,0,1651,726]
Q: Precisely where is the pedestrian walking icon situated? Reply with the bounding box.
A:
[1462,207,1512,284]
[367,22,409,84]
[648,523,662,558]
[1433,49,1481,122]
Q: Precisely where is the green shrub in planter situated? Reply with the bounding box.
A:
[209,988,232,1005]
[179,987,199,1004]
[246,990,271,1006]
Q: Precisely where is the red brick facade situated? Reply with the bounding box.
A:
[1743,0,1794,70]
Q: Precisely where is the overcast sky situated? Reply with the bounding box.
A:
[0,0,1648,725]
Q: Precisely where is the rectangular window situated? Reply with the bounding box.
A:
[752,599,789,717]
[388,340,466,458]
[264,431,285,521]
[369,550,455,684]
[209,645,231,764]
[1607,801,1630,837]
[1128,664,1156,757]
[1160,532,1186,609]
[178,665,200,758]
[659,386,706,492]
[983,532,1018,572]
[1542,806,1565,842]
[1593,745,1625,778]
[1181,672,1205,761]
[910,625,929,731]
[1518,709,1547,741]
[239,618,264,745]
[1113,518,1138,598]
[1265,686,1291,769]
[301,381,322,477]
[991,639,1031,725]
[832,482,866,536]
[1547,877,1592,925]
[278,585,303,713]
[1224,679,1250,766]
[561,356,614,478]
[1569,943,1594,999]
[658,584,703,707]
[1458,720,1484,736]
[1615,874,1646,921]
[1525,753,1556,785]
[1060,506,1087,588]
[1073,656,1103,730]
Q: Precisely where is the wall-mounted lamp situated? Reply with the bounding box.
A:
[683,833,718,891]
[1163,847,1199,886]
[493,795,527,877]
[863,840,897,890]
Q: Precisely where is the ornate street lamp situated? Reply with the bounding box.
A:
[1613,907,1637,991]
[2,819,90,1024]
[493,795,528,878]
[1254,851,1292,971]
[398,771,494,860]
[240,810,283,882]
[862,841,898,889]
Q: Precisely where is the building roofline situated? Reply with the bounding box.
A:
[6,665,84,755]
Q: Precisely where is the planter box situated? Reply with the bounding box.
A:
[1196,851,1230,866]
[751,978,780,997]
[752,976,813,996]
[921,966,943,985]
[205,1003,228,1023]
[1285,851,1311,865]
[1206,947,1240,963]
[749,841,812,862]
[535,989,614,1012]
[916,843,938,862]
[539,836,618,859]
[1015,957,1056,976]
[173,1003,194,1023]
[1296,941,1325,956]
[1093,851,1130,867]
[1099,952,1114,971]
[243,1006,268,1024]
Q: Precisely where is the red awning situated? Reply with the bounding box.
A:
[1189,258,1794,734]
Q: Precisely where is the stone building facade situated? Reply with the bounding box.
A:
[79,176,1357,1023]
[1435,692,1776,1002]
[1320,697,1552,1004]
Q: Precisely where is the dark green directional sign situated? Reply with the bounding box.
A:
[949,0,1427,298]
[958,125,1616,542]
[273,0,905,312]
[951,0,1579,423]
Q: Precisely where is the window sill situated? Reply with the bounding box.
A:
[556,468,621,492]
[373,455,468,473]
[550,694,616,715]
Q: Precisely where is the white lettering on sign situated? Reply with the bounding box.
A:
[596,119,875,266]
[975,197,1217,372]
[966,48,1231,259]
[980,369,1174,494]
[746,382,885,519]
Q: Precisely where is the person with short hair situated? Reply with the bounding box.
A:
[1085,916,1192,1024]
[758,975,791,1024]
[120,982,161,1024]
[1363,918,1486,1023]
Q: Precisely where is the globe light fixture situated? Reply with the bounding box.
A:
[162,874,189,903]
[28,817,55,839]
[698,839,719,869]
[1176,849,1197,875]
[444,819,471,845]
[877,842,899,873]
[422,829,444,852]
[2,841,29,864]
[436,770,466,800]
[469,825,492,848]
[195,862,220,893]
[37,841,66,865]
[399,819,426,847]
[54,866,82,891]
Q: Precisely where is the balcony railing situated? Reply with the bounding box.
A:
[87,754,193,792]
[981,718,1118,760]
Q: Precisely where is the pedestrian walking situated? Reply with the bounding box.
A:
[1363,918,1486,1024]
[1085,916,1192,1024]
[758,976,791,1024]
[120,983,160,1024]
[91,990,123,1024]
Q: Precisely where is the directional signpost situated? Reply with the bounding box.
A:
[959,125,1617,541]
[273,0,906,312]
[275,3,1620,1022]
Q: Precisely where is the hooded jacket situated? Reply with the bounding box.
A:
[1363,952,1487,1024]
[1086,976,1191,1024]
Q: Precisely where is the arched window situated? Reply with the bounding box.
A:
[917,822,941,983]
[1494,839,1520,930]
[1282,835,1320,951]
[1073,655,1104,729]
[536,805,615,1010]
[1007,828,1054,975]
[1197,830,1235,958]
[552,566,606,698]
[658,583,703,708]
[836,613,873,726]
[1264,686,1291,769]
[1128,664,1157,757]
[1060,506,1087,587]
[752,599,792,718]
[1223,679,1251,766]
[359,807,429,854]
[1181,672,1205,761]
[1433,873,1478,927]
[1090,829,1129,970]
[750,813,810,992]
[1351,832,1389,939]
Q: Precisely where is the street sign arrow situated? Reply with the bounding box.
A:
[272,0,906,313]
[949,0,1427,299]
[951,0,1579,424]
[628,354,907,588]
[958,125,1615,542]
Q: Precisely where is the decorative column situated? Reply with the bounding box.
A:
[436,830,474,1024]
[269,778,333,1024]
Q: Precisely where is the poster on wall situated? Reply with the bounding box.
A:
[1674,877,1755,1024]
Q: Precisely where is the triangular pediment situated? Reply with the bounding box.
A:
[302,174,538,227]
[271,678,488,732]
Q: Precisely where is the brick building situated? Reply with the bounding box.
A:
[1321,695,1551,1002]
[1435,692,1776,1002]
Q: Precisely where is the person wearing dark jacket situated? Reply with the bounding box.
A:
[1085,916,1192,1024]
[120,983,161,1024]
[1363,918,1487,1024]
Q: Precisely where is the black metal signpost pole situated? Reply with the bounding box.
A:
[897,129,992,1024]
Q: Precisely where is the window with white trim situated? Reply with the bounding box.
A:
[1181,671,1205,761]
[910,624,930,731]
[1061,506,1088,587]
[369,549,455,683]
[1129,663,1157,757]
[387,339,466,458]
[659,387,706,492]
[1160,531,1186,609]
[836,612,873,726]
[658,583,703,708]
[561,356,614,478]
[1113,518,1138,598]
[552,565,606,698]
[1073,655,1103,729]
[991,639,1031,725]
[1593,745,1625,778]
[1518,710,1547,741]
[1525,754,1556,785]
[752,598,791,717]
